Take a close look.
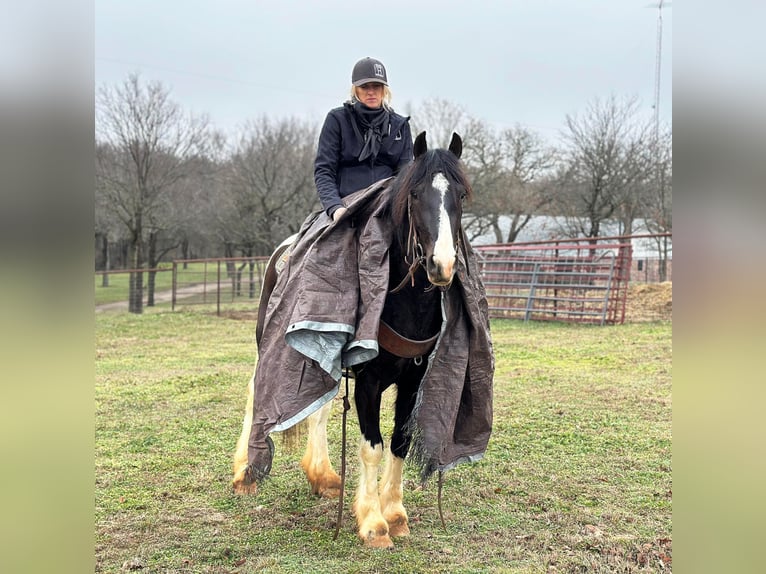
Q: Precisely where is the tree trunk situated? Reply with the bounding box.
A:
[626,219,634,236]
[491,220,503,243]
[181,238,190,269]
[504,213,531,243]
[101,234,110,287]
[236,263,245,297]
[659,235,669,282]
[128,216,144,314]
[249,259,256,299]
[147,231,157,307]
[128,243,144,314]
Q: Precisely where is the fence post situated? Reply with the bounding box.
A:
[203,261,208,304]
[172,261,177,311]
[525,262,540,322]
[600,254,616,326]
[217,260,221,317]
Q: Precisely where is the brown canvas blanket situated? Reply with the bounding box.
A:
[246,179,494,482]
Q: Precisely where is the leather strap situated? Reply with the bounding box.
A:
[378,320,439,359]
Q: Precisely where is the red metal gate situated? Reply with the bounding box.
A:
[474,236,633,325]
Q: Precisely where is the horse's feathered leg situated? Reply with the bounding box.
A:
[352,373,393,547]
[354,439,393,548]
[379,452,409,537]
[379,373,420,536]
[300,401,341,498]
[232,376,258,494]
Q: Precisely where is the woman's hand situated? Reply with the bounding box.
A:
[332,207,348,222]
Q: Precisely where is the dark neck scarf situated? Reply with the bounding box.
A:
[352,101,390,162]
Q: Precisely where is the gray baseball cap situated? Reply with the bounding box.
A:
[352,57,388,86]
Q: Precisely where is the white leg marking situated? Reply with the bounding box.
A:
[380,452,409,537]
[354,440,392,546]
[431,173,456,276]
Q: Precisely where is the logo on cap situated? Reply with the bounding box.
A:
[374,64,384,78]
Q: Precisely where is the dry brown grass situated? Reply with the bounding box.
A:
[625,282,672,322]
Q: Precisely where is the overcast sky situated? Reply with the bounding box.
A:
[95,0,672,144]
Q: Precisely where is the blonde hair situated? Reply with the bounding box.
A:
[349,85,393,111]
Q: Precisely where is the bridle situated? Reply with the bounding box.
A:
[390,195,467,294]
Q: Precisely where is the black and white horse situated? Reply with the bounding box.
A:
[233,131,472,548]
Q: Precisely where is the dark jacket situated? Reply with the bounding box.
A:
[314,102,413,218]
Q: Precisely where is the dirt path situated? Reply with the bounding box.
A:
[95,284,209,312]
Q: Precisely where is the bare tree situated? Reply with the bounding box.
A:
[408,99,556,243]
[464,123,558,242]
[94,155,124,286]
[95,73,211,313]
[216,116,317,295]
[644,124,672,280]
[409,98,481,149]
[557,95,655,239]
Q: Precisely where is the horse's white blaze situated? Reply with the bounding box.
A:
[432,173,455,274]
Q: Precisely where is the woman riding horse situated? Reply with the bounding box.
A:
[232,71,493,547]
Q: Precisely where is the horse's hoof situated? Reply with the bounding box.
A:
[386,514,410,537]
[308,472,342,499]
[318,484,341,499]
[361,530,394,549]
[232,478,258,495]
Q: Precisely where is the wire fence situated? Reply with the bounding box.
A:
[96,234,671,323]
[171,257,270,314]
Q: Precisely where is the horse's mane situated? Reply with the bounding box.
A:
[388,148,473,229]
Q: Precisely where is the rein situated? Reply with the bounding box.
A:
[332,369,352,541]
[390,200,424,294]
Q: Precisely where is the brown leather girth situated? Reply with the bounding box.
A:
[378,320,439,359]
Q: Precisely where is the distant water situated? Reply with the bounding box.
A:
[467,215,671,259]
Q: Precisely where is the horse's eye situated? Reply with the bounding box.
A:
[411,191,418,200]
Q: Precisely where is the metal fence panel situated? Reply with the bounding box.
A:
[474,237,633,325]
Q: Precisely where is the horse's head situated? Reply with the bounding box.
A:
[392,131,471,287]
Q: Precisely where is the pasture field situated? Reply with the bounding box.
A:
[95,266,176,305]
[95,263,227,305]
[95,309,671,573]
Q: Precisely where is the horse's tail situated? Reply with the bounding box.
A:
[280,419,308,452]
[232,374,257,493]
[232,373,307,493]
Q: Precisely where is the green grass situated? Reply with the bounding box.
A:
[95,262,265,307]
[95,310,671,573]
[95,266,174,305]
[95,262,226,305]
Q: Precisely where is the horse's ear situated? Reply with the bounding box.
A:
[414,131,427,159]
[448,132,462,159]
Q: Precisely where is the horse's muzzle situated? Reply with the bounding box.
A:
[426,255,456,286]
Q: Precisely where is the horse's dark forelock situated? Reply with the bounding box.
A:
[390,148,472,229]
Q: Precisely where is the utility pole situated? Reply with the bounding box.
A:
[652,0,669,142]
[650,1,672,280]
